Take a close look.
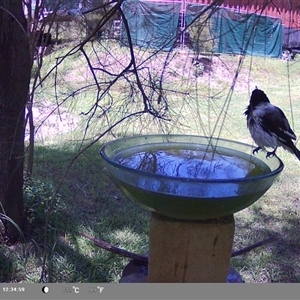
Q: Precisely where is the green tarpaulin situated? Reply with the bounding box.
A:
[121,0,181,51]
[213,8,282,57]
[121,1,282,57]
[45,0,81,10]
[186,4,282,58]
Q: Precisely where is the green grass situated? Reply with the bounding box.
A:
[23,143,150,283]
[1,34,300,282]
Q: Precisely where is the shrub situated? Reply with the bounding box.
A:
[188,13,216,54]
[23,178,64,234]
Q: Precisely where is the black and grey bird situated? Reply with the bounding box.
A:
[244,88,300,160]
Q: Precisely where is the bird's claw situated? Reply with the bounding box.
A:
[266,150,276,159]
[252,147,276,159]
[252,147,261,155]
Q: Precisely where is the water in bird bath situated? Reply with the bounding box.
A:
[112,143,270,201]
[115,144,269,180]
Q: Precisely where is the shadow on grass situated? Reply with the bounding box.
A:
[232,203,300,283]
[0,249,14,282]
[22,142,150,282]
[45,236,109,282]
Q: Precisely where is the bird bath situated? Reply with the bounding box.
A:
[100,135,284,282]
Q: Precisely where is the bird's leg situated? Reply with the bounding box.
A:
[252,146,262,155]
[266,147,278,158]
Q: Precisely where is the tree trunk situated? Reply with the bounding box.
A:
[0,1,32,244]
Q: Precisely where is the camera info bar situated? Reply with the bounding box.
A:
[1,283,299,300]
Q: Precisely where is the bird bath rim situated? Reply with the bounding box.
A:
[99,134,284,183]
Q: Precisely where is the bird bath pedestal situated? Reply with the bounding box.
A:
[100,135,283,283]
[148,213,234,282]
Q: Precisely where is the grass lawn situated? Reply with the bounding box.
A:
[1,35,300,283]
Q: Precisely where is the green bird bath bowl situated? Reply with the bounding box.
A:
[100,134,284,221]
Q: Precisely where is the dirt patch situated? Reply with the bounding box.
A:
[25,101,79,142]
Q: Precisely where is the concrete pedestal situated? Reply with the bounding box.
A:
[147,213,235,283]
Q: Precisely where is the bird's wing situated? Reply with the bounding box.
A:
[259,105,296,141]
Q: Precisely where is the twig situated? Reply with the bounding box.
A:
[231,235,277,258]
[80,232,277,263]
[80,232,148,263]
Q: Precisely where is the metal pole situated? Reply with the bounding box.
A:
[180,0,187,50]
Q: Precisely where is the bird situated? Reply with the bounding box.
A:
[244,88,300,160]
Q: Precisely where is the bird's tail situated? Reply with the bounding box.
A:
[291,144,300,160]
[282,142,300,160]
